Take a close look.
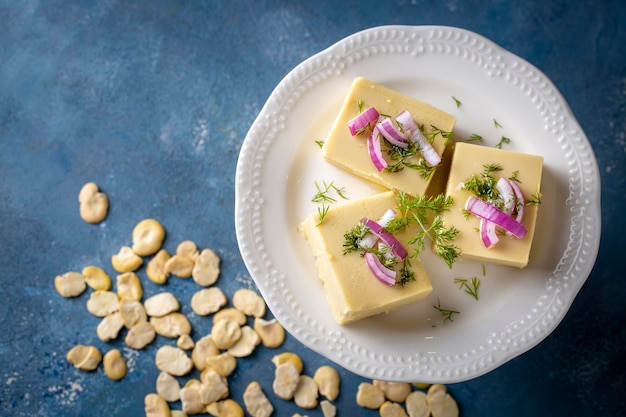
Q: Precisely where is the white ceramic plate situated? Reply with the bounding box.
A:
[235,26,601,383]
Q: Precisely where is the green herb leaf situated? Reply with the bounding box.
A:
[315,140,324,149]
[495,136,511,149]
[433,298,460,322]
[493,119,503,128]
[452,96,462,108]
[467,133,483,143]
[454,277,481,300]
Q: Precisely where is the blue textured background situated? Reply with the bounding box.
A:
[1,1,624,416]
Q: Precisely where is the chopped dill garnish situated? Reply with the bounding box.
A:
[452,96,462,108]
[467,133,483,143]
[315,140,324,148]
[342,224,368,255]
[493,119,503,128]
[495,136,511,149]
[311,181,348,225]
[433,298,460,322]
[454,277,481,300]
[387,192,460,268]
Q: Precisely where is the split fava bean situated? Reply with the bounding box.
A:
[147,249,171,285]
[253,317,285,348]
[374,380,413,403]
[97,312,124,342]
[293,375,318,409]
[144,292,180,317]
[125,321,156,350]
[191,335,220,370]
[78,182,109,224]
[86,290,119,317]
[243,381,273,417]
[103,348,127,381]
[119,298,147,328]
[313,365,340,401]
[192,248,220,287]
[155,345,193,376]
[227,325,260,358]
[144,393,171,417]
[156,371,181,402]
[132,219,166,257]
[164,254,194,278]
[54,271,86,298]
[151,312,191,338]
[111,246,143,273]
[116,272,143,301]
[205,399,244,417]
[232,288,265,318]
[191,287,227,316]
[213,308,246,326]
[66,344,102,371]
[82,265,111,291]
[380,401,409,417]
[204,352,237,377]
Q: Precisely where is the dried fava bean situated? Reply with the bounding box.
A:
[380,401,409,417]
[192,248,220,287]
[151,312,191,338]
[103,349,127,381]
[191,287,227,316]
[199,368,229,404]
[97,312,125,342]
[177,334,195,350]
[119,298,148,328]
[320,400,337,417]
[82,265,111,291]
[211,318,242,350]
[271,352,304,374]
[116,272,143,301]
[54,272,86,298]
[157,371,181,402]
[144,292,180,317]
[191,335,220,370]
[405,391,429,417]
[180,383,205,414]
[243,381,273,417]
[205,352,237,377]
[170,412,187,417]
[254,318,285,348]
[374,380,413,403]
[205,399,244,417]
[155,345,193,376]
[227,325,260,358]
[356,382,385,409]
[180,383,205,415]
[213,308,246,326]
[147,249,171,285]
[132,219,166,257]
[272,362,300,400]
[176,240,199,260]
[145,393,171,417]
[78,182,109,224]
[125,321,156,349]
[164,254,194,278]
[111,246,143,273]
[293,375,318,409]
[232,288,265,318]
[66,345,102,371]
[426,384,459,417]
[86,290,119,317]
[313,365,340,401]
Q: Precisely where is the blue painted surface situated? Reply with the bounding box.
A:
[1,1,624,416]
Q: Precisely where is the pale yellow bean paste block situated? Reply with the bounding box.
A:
[300,191,432,325]
[442,142,543,268]
[321,77,457,196]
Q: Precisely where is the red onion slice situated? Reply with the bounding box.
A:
[465,197,527,239]
[394,110,441,167]
[348,107,379,136]
[377,118,409,148]
[360,217,408,259]
[364,252,396,286]
[480,218,499,248]
[367,127,387,171]
[508,180,525,223]
[496,177,515,214]
[359,208,397,249]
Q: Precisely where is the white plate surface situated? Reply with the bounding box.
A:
[235,25,601,383]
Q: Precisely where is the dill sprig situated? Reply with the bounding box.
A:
[452,96,462,108]
[454,277,481,300]
[433,298,460,322]
[495,136,511,149]
[467,133,483,143]
[311,181,348,225]
[387,192,460,268]
[315,140,324,148]
[460,163,503,206]
[425,125,454,144]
